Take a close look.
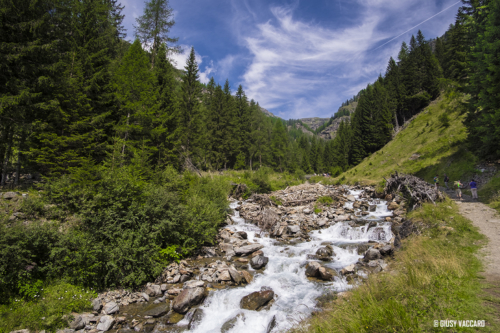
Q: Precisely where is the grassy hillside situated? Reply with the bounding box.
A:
[337,92,478,186]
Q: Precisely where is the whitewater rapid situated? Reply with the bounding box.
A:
[183,189,393,332]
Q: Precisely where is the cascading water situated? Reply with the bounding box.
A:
[181,189,393,332]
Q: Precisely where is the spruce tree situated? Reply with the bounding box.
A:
[135,0,178,68]
[178,47,202,167]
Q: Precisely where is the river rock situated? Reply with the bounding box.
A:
[250,250,264,258]
[345,195,356,202]
[68,315,85,330]
[317,218,328,227]
[102,301,119,315]
[143,302,170,317]
[201,247,217,257]
[188,308,204,330]
[172,287,206,314]
[220,243,234,253]
[146,284,162,296]
[236,231,248,239]
[379,245,393,256]
[141,292,150,301]
[92,298,103,312]
[250,255,269,269]
[240,290,274,311]
[363,248,381,262]
[240,270,253,284]
[228,267,243,284]
[234,244,264,256]
[387,202,399,210]
[184,280,205,289]
[303,208,312,214]
[218,269,232,281]
[221,313,245,333]
[341,264,356,275]
[305,261,321,277]
[369,205,377,212]
[9,330,29,333]
[96,315,114,332]
[315,246,334,261]
[164,310,184,324]
[266,315,277,333]
[288,225,300,233]
[318,266,337,280]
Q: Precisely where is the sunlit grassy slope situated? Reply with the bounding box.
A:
[337,93,478,186]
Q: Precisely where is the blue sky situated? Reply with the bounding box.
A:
[120,0,460,119]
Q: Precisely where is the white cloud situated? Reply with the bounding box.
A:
[168,44,203,70]
[232,0,456,118]
[199,60,216,84]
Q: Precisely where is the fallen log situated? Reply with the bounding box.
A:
[384,172,444,210]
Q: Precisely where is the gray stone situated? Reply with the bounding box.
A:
[315,246,334,261]
[288,225,300,233]
[218,269,232,281]
[317,218,328,227]
[221,313,245,333]
[68,315,85,330]
[143,303,170,318]
[102,301,119,315]
[96,315,115,332]
[234,244,264,256]
[141,292,150,302]
[188,308,204,330]
[10,330,30,333]
[346,195,356,202]
[146,284,162,296]
[250,255,269,270]
[318,266,337,281]
[183,280,204,289]
[92,299,102,312]
[160,284,168,291]
[303,208,312,214]
[240,289,274,311]
[369,205,377,212]
[363,248,381,262]
[172,287,206,314]
[236,231,248,239]
[2,192,19,200]
[305,261,321,277]
[266,315,277,333]
[379,245,393,256]
[228,267,243,284]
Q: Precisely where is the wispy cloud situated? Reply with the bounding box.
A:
[231,0,456,118]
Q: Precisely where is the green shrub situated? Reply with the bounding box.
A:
[317,196,333,205]
[270,196,283,206]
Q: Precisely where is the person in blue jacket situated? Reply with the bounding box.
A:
[469,179,478,200]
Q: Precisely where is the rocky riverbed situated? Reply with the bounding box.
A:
[17,182,412,333]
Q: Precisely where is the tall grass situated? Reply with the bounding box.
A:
[294,199,498,332]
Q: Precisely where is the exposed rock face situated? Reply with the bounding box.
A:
[172,287,206,314]
[240,289,274,311]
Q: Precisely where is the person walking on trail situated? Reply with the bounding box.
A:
[444,174,449,188]
[470,179,478,200]
[455,180,463,200]
[433,175,439,188]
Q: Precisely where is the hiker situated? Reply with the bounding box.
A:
[444,174,449,188]
[455,180,463,200]
[433,175,439,188]
[470,179,478,200]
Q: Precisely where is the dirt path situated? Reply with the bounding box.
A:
[441,187,500,282]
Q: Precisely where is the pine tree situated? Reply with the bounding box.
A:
[134,0,178,68]
[271,120,288,172]
[154,43,180,166]
[115,39,157,159]
[178,47,202,168]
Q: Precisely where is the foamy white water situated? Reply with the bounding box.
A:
[186,189,393,332]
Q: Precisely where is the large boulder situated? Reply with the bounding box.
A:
[379,245,393,256]
[102,301,119,315]
[305,261,321,277]
[96,315,115,332]
[92,298,103,312]
[236,231,248,239]
[363,248,381,262]
[228,267,243,284]
[172,287,206,314]
[288,225,300,234]
[318,266,337,280]
[240,289,274,311]
[2,192,19,200]
[240,270,253,284]
[250,255,269,270]
[234,244,264,256]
